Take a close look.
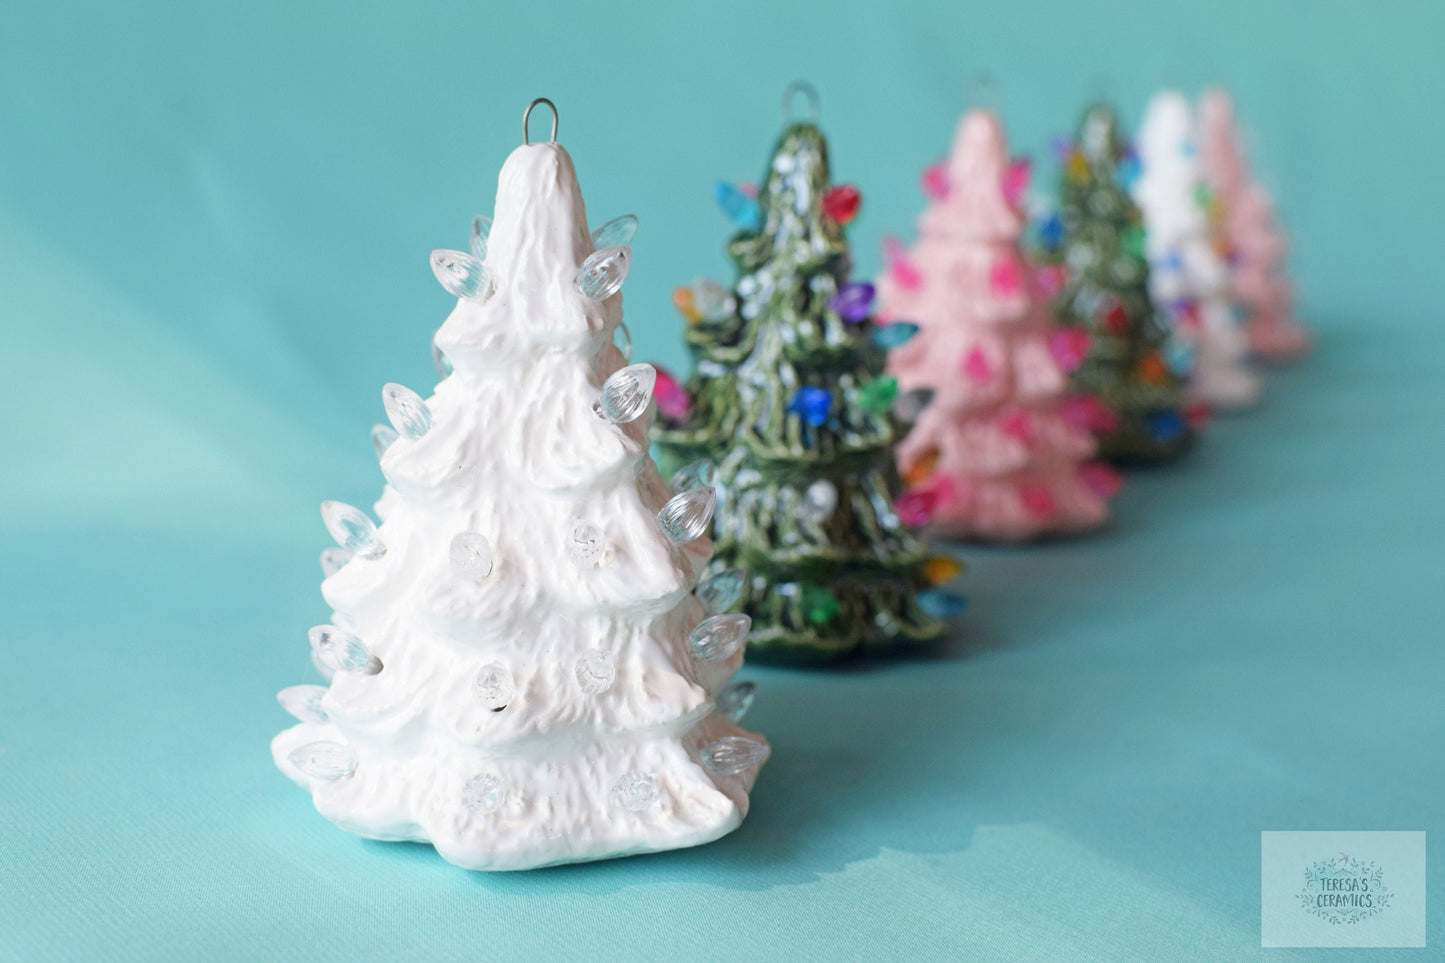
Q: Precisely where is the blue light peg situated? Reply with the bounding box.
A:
[917,589,969,619]
[1038,214,1064,251]
[1117,155,1141,189]
[787,386,832,427]
[1146,410,1187,442]
[872,321,920,350]
[714,181,760,231]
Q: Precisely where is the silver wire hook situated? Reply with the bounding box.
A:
[523,98,558,145]
[781,81,821,123]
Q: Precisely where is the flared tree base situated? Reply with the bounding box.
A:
[736,569,945,664]
[1098,417,1198,467]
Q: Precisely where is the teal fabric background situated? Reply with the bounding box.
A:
[1,1,1442,959]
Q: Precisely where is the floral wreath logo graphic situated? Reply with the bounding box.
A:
[1297,852,1393,925]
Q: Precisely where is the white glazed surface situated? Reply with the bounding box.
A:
[273,141,764,871]
[1133,91,1262,410]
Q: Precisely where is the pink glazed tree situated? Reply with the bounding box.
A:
[877,110,1118,541]
[1198,89,1309,362]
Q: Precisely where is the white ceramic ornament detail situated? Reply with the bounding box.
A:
[272,98,767,872]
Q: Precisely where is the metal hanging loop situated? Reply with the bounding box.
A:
[781,81,821,124]
[523,98,558,145]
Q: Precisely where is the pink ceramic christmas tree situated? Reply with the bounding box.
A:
[1199,89,1309,362]
[878,110,1118,541]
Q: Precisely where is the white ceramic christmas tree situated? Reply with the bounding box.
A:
[273,100,769,872]
[1133,90,1261,410]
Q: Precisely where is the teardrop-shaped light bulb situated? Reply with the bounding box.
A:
[669,458,716,493]
[576,245,631,301]
[474,662,514,710]
[696,568,745,613]
[309,624,382,675]
[568,518,606,566]
[449,531,494,580]
[872,321,921,350]
[430,249,494,302]
[798,479,838,523]
[613,321,632,363]
[611,770,660,812]
[462,772,506,814]
[370,423,398,460]
[277,684,329,724]
[693,279,735,321]
[598,362,656,423]
[287,741,356,781]
[320,501,384,559]
[469,215,492,261]
[701,735,770,776]
[688,613,750,663]
[432,328,453,379]
[590,214,638,249]
[917,589,970,619]
[382,383,431,439]
[894,387,936,423]
[714,680,757,722]
[659,487,716,543]
[575,649,615,695]
[319,547,353,578]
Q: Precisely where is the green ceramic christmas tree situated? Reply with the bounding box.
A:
[652,105,961,663]
[1038,102,1198,463]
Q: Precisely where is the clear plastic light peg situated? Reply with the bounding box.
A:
[370,423,398,460]
[798,479,838,523]
[591,214,638,249]
[430,249,494,302]
[432,329,453,379]
[382,383,431,440]
[469,215,492,261]
[287,741,357,781]
[658,486,716,543]
[611,770,660,812]
[319,547,353,578]
[701,735,771,776]
[277,684,329,724]
[575,649,616,695]
[668,458,716,493]
[612,321,632,363]
[692,278,735,321]
[893,387,936,423]
[568,519,606,566]
[576,245,632,301]
[320,501,385,559]
[696,568,745,614]
[461,772,507,815]
[309,624,382,675]
[474,662,514,710]
[449,531,494,580]
[714,680,757,722]
[688,613,751,663]
[598,362,656,423]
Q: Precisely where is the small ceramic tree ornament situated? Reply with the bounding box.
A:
[1198,88,1309,362]
[274,100,768,871]
[653,83,959,663]
[1038,102,1197,464]
[1133,90,1262,410]
[878,109,1117,540]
